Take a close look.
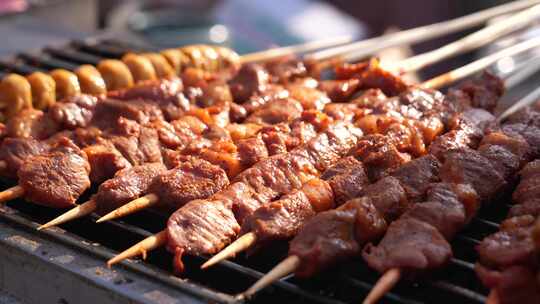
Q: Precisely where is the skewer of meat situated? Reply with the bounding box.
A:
[237,39,540,299]
[104,43,507,272]
[362,83,540,304]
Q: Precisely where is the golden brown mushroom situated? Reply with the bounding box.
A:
[97,59,134,91]
[160,48,190,75]
[180,46,205,70]
[214,46,241,72]
[198,45,220,72]
[26,72,56,110]
[75,64,107,95]
[121,53,157,83]
[141,53,176,78]
[50,69,81,101]
[0,73,33,119]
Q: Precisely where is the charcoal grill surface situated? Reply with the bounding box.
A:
[0,37,511,304]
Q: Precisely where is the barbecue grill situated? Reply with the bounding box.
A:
[0,36,519,304]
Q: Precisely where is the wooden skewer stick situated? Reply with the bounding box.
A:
[238,38,540,299]
[37,200,97,230]
[486,290,500,304]
[106,230,167,267]
[240,35,353,63]
[96,193,159,223]
[201,232,257,269]
[362,269,402,304]
[308,0,540,62]
[388,4,540,74]
[0,185,24,204]
[240,255,300,300]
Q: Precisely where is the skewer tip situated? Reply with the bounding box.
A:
[201,232,257,270]
[96,193,159,223]
[240,255,300,299]
[486,290,500,304]
[37,200,97,230]
[363,268,402,304]
[107,230,168,267]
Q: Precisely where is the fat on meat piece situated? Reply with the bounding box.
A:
[287,84,330,111]
[108,78,189,120]
[228,63,270,103]
[48,94,98,129]
[94,162,167,214]
[148,158,229,210]
[0,137,49,178]
[17,138,91,208]
[439,148,506,202]
[362,218,452,275]
[289,197,386,277]
[245,98,303,125]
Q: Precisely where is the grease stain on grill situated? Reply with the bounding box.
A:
[83,266,118,282]
[5,235,40,252]
[143,290,178,304]
[50,254,75,264]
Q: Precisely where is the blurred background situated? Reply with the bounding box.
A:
[0,0,526,80]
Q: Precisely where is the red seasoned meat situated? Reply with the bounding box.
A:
[362,176,409,222]
[265,57,308,83]
[91,98,164,130]
[363,218,452,275]
[439,148,506,202]
[83,143,131,183]
[391,155,441,202]
[109,78,189,120]
[456,71,504,112]
[287,83,330,110]
[148,158,229,209]
[0,137,49,178]
[396,88,445,120]
[476,265,540,304]
[228,63,270,103]
[476,226,536,269]
[106,123,163,166]
[94,162,167,214]
[353,134,411,181]
[318,79,360,102]
[167,200,240,273]
[320,156,361,180]
[480,132,530,165]
[351,88,387,108]
[479,144,522,180]
[236,136,269,167]
[509,199,540,218]
[290,197,386,277]
[426,183,479,223]
[242,84,289,115]
[6,108,59,139]
[18,138,90,208]
[323,103,360,122]
[245,98,303,125]
[428,130,474,161]
[512,161,540,205]
[48,94,98,129]
[326,159,368,205]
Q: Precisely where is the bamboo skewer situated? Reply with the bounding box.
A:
[308,0,540,62]
[201,232,257,269]
[107,230,168,267]
[96,194,159,223]
[0,185,24,204]
[388,3,540,73]
[236,38,540,300]
[37,200,97,230]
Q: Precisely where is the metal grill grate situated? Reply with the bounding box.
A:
[0,38,511,304]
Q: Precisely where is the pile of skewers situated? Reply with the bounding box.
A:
[1,1,540,303]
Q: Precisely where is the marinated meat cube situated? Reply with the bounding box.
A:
[318,79,360,102]
[363,218,452,275]
[6,108,59,139]
[48,94,98,129]
[91,98,164,130]
[351,88,387,108]
[426,183,479,223]
[509,199,540,218]
[456,72,504,112]
[321,156,361,180]
[94,162,167,214]
[478,144,522,180]
[476,265,540,304]
[167,200,240,273]
[428,130,473,161]
[439,148,506,202]
[476,226,535,269]
[228,63,269,103]
[148,158,229,209]
[287,84,330,110]
[236,136,269,167]
[265,57,308,83]
[362,176,409,222]
[0,137,49,178]
[18,138,90,208]
[83,143,131,183]
[480,132,530,165]
[392,155,441,202]
[245,98,303,125]
[354,134,411,181]
[327,160,368,205]
[397,88,445,120]
[324,103,360,122]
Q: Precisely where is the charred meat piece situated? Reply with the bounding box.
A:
[392,155,441,202]
[148,158,229,210]
[94,162,167,214]
[318,79,360,102]
[18,138,91,208]
[363,218,452,275]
